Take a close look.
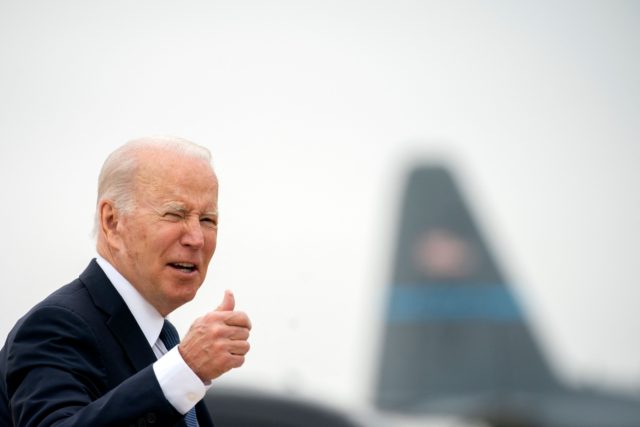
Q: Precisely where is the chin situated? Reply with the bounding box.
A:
[172,285,200,304]
[158,285,200,313]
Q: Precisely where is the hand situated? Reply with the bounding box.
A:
[178,290,252,382]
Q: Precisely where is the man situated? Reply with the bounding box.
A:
[0,137,251,426]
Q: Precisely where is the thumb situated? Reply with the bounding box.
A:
[215,289,235,312]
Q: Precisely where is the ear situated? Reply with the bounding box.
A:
[98,200,123,248]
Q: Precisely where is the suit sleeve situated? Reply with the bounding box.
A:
[5,305,184,427]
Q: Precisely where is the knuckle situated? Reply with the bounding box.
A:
[210,323,228,338]
[212,340,226,353]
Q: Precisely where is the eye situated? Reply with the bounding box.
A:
[164,211,184,220]
[200,217,218,227]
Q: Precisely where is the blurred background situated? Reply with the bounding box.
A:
[1,0,639,422]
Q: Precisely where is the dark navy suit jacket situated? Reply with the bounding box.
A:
[0,260,215,427]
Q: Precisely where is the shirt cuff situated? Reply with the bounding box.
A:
[153,346,208,414]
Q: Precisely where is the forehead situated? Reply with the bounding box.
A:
[134,150,218,209]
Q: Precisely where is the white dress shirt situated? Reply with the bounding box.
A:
[95,255,207,414]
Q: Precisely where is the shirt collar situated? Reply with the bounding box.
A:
[95,255,164,348]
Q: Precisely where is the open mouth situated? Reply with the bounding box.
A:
[168,262,197,273]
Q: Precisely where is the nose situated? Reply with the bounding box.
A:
[180,216,205,249]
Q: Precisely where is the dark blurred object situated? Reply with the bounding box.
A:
[205,387,363,427]
[375,165,640,427]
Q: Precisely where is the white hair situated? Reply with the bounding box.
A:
[93,136,213,236]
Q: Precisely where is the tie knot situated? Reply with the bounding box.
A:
[159,319,180,350]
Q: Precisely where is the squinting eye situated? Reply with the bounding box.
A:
[201,218,217,227]
[165,212,183,220]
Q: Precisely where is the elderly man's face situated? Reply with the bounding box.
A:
[115,151,218,316]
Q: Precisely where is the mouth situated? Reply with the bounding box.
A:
[168,262,198,274]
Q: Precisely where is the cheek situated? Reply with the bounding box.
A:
[121,220,151,253]
[207,233,218,255]
[149,225,182,253]
[201,235,217,267]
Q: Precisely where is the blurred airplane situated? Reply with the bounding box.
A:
[205,386,362,427]
[374,165,640,427]
[203,164,640,427]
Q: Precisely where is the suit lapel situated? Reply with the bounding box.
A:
[80,260,212,427]
[80,259,158,372]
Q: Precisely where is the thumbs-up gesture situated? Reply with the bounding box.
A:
[179,290,252,382]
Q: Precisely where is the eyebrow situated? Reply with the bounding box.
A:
[161,202,218,217]
[162,202,188,213]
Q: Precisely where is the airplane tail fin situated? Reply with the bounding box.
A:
[375,165,560,413]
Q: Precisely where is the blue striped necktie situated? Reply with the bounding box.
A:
[160,320,200,427]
